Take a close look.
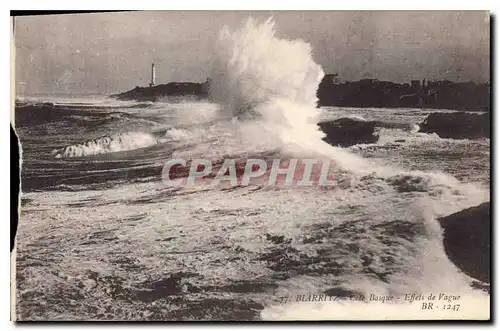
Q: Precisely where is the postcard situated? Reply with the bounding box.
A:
[12,10,490,321]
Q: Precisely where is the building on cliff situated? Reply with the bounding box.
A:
[112,67,489,111]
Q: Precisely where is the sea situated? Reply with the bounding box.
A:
[14,18,490,321]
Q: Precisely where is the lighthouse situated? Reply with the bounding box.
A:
[149,63,156,87]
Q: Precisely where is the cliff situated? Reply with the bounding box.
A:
[318,118,378,147]
[317,75,490,111]
[112,76,490,111]
[438,202,490,283]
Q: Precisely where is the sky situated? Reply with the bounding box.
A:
[14,10,490,96]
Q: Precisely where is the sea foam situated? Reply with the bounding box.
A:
[53,132,158,158]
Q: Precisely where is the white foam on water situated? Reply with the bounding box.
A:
[53,132,158,158]
[205,17,490,320]
[17,17,490,321]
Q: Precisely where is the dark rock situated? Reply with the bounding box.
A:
[418,112,490,139]
[470,280,490,294]
[438,202,490,283]
[318,118,379,147]
[316,77,490,111]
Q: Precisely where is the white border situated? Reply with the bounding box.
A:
[3,2,498,10]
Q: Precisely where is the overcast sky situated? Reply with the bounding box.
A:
[15,10,490,96]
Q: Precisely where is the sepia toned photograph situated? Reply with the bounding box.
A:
[12,10,490,321]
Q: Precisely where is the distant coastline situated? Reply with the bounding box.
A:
[111,75,490,111]
[111,80,210,102]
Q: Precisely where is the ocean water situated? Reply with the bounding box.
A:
[15,18,490,321]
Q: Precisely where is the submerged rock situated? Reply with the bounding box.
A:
[318,118,379,147]
[418,112,490,139]
[438,202,490,283]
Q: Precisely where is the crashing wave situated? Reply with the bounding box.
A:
[209,17,326,150]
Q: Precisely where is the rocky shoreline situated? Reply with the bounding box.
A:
[112,76,490,112]
[418,112,490,139]
[317,111,490,148]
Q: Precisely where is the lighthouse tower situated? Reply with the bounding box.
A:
[149,63,156,87]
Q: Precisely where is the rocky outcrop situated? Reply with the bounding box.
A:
[112,80,210,101]
[419,112,490,139]
[317,76,490,111]
[318,118,379,147]
[438,202,490,283]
